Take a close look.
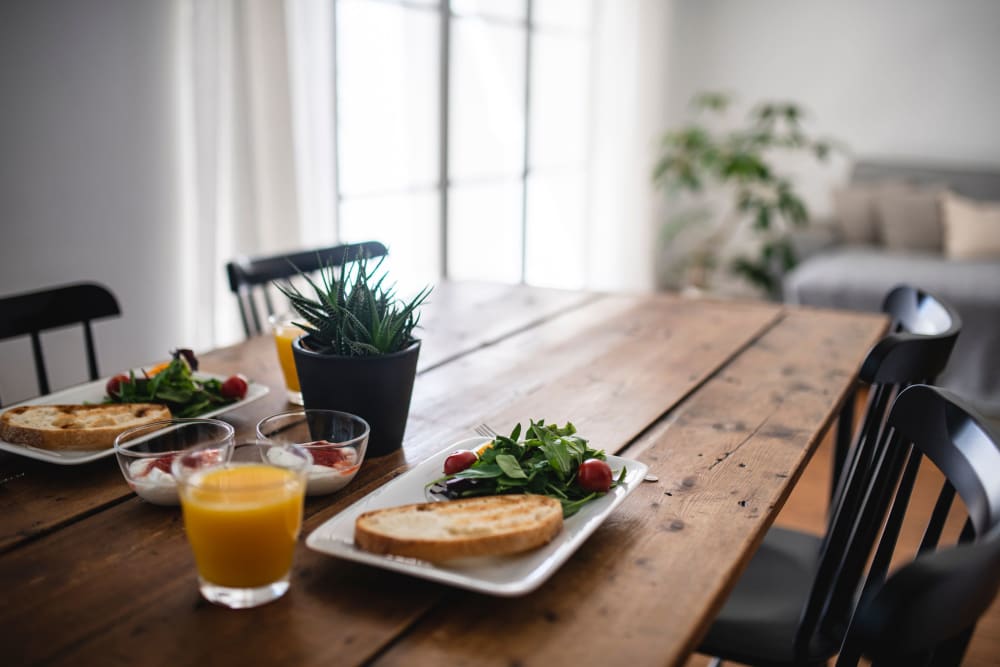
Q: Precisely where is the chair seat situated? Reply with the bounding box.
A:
[699,527,840,666]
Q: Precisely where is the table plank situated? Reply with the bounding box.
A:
[0,283,593,552]
[370,308,886,667]
[414,280,598,371]
[0,294,783,665]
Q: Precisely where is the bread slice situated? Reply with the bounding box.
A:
[354,494,563,561]
[0,404,171,451]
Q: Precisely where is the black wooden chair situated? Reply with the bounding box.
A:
[698,286,962,666]
[835,385,1000,666]
[225,240,388,337]
[0,282,121,401]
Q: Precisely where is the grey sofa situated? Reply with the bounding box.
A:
[783,160,1000,404]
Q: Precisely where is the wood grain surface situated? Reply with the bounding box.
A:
[0,285,888,667]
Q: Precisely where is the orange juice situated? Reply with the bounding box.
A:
[274,324,305,391]
[273,323,303,393]
[179,465,305,588]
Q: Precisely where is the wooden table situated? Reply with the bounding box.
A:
[0,282,886,666]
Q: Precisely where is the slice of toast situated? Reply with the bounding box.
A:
[0,404,171,451]
[354,494,563,561]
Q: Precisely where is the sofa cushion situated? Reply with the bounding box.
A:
[942,193,1000,260]
[875,184,945,252]
[832,185,879,244]
[783,247,1000,402]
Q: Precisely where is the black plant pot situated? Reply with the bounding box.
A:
[291,338,420,457]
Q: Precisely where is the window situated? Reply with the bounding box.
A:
[335,0,594,289]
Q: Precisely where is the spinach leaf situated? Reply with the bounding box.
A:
[452,463,504,479]
[540,441,571,479]
[495,454,527,479]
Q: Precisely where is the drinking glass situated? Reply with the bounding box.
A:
[172,441,312,609]
[269,312,305,405]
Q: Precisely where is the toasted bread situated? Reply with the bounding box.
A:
[0,403,171,451]
[354,494,563,561]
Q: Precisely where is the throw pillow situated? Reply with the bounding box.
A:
[875,184,945,252]
[942,193,1000,260]
[831,185,879,244]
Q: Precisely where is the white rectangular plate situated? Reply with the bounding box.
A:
[0,373,269,465]
[306,437,648,596]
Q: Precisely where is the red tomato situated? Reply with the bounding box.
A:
[577,458,613,493]
[220,374,249,400]
[105,373,130,397]
[443,450,478,475]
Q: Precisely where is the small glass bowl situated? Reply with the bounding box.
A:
[115,418,235,505]
[256,409,369,496]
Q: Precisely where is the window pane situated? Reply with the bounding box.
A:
[529,31,590,169]
[452,0,526,22]
[525,169,587,288]
[338,1,439,195]
[448,181,522,282]
[339,191,441,289]
[449,18,525,182]
[534,0,593,32]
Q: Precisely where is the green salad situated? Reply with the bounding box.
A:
[103,349,248,418]
[429,421,625,517]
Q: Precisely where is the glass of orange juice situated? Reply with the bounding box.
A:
[269,312,305,405]
[172,441,312,609]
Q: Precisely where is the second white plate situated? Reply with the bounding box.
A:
[0,373,269,465]
[306,437,648,596]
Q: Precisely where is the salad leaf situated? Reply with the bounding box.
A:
[495,454,528,479]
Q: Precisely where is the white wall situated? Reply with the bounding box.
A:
[666,0,1000,216]
[0,0,181,404]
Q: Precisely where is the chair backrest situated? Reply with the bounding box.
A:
[225,241,388,337]
[0,282,121,398]
[831,286,962,519]
[791,287,962,660]
[860,285,963,384]
[832,286,963,493]
[835,385,1000,666]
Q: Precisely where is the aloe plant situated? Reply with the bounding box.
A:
[275,253,431,357]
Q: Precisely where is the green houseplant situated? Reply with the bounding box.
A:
[653,92,838,297]
[276,253,431,457]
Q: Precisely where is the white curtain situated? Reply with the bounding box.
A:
[174,0,335,349]
[587,0,673,292]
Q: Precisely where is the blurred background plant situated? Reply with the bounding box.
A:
[653,92,840,298]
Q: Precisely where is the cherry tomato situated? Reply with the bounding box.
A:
[105,373,130,398]
[577,458,613,493]
[443,450,478,475]
[220,374,249,400]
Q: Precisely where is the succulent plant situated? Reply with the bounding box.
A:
[275,253,431,357]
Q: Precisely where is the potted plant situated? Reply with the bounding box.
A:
[276,253,431,457]
[653,92,840,298]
